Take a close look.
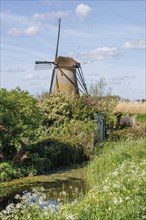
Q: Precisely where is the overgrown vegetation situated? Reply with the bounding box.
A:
[137,113,146,125]
[0,88,118,181]
[1,87,145,183]
[0,87,145,219]
[1,138,145,219]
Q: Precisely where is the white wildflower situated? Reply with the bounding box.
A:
[44,210,49,216]
[27,213,31,219]
[119,197,123,203]
[66,213,75,220]
[6,203,14,212]
[2,210,7,214]
[14,194,20,200]
[40,186,45,192]
[57,198,61,202]
[113,197,118,204]
[103,185,109,192]
[71,199,78,205]
[42,194,47,200]
[112,170,119,176]
[16,203,22,209]
[61,191,67,196]
[141,171,146,176]
[113,183,120,188]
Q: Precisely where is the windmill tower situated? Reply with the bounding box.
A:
[35,19,88,95]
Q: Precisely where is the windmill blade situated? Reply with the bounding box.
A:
[77,67,88,93]
[82,60,94,65]
[35,61,53,70]
[55,18,61,60]
[76,46,80,59]
[49,67,56,93]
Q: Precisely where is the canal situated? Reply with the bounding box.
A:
[0,166,88,211]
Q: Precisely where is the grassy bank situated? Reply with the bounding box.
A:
[1,138,145,219]
[87,137,146,187]
[137,114,146,125]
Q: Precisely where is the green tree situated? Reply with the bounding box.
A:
[89,77,112,97]
[0,88,42,161]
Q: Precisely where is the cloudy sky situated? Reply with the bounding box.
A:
[0,0,145,99]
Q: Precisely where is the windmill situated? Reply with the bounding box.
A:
[35,19,88,96]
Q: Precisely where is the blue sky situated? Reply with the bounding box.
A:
[0,0,145,99]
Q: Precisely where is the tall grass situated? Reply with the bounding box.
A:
[137,114,146,125]
[87,137,146,187]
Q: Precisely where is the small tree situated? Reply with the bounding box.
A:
[89,77,112,97]
[0,88,42,161]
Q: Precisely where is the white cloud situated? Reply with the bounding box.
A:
[1,68,26,73]
[75,4,91,19]
[40,0,61,7]
[7,28,22,36]
[1,43,48,58]
[23,74,40,81]
[109,75,135,85]
[24,26,39,36]
[80,47,120,62]
[30,82,42,86]
[23,74,33,80]
[111,75,135,81]
[8,26,39,37]
[33,10,72,21]
[1,11,29,25]
[122,40,146,49]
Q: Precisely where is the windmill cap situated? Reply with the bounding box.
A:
[55,56,80,68]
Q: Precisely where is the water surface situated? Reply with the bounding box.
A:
[0,166,87,210]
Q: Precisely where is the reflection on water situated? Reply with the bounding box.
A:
[0,166,88,211]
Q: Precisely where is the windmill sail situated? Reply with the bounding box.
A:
[50,18,61,93]
[55,18,61,60]
[35,61,52,70]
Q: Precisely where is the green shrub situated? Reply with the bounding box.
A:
[25,138,86,174]
[0,162,38,182]
[0,162,17,182]
[47,120,96,158]
[0,88,43,160]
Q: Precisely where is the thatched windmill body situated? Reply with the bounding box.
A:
[35,19,87,95]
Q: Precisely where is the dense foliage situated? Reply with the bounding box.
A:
[1,87,145,184]
[39,94,95,127]
[0,88,42,162]
[1,89,108,181]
